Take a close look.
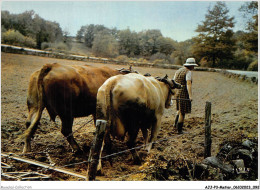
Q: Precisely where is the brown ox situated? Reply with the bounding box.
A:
[23,63,135,154]
[87,73,181,180]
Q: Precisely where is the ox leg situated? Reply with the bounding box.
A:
[24,110,37,152]
[25,108,37,129]
[103,133,113,167]
[127,128,141,165]
[61,117,82,154]
[92,113,109,171]
[147,117,161,153]
[92,113,97,126]
[97,138,105,175]
[141,128,149,146]
[22,108,43,153]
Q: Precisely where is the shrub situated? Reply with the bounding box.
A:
[137,58,148,63]
[92,33,119,58]
[116,55,129,63]
[172,56,184,66]
[2,29,25,45]
[24,36,36,48]
[247,60,258,71]
[130,57,138,62]
[55,42,69,51]
[41,42,70,52]
[41,42,51,50]
[198,57,209,67]
[153,59,170,65]
[2,29,36,48]
[1,25,7,35]
[150,53,167,62]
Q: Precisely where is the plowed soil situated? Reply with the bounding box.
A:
[1,52,258,181]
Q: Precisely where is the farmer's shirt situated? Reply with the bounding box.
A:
[173,68,192,82]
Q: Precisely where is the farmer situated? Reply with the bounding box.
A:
[173,58,198,134]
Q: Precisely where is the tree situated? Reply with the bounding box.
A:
[156,36,176,56]
[139,29,162,57]
[83,24,107,48]
[239,1,258,53]
[33,14,63,49]
[118,29,139,56]
[192,2,235,68]
[1,10,63,49]
[92,31,119,58]
[76,25,88,42]
[171,39,194,65]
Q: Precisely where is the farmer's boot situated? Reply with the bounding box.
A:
[177,122,183,134]
[173,114,179,128]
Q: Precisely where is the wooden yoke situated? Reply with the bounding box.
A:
[87,120,107,181]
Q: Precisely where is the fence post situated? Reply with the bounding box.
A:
[87,120,107,181]
[204,101,212,158]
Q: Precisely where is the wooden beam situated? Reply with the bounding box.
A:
[87,119,107,181]
[1,153,87,180]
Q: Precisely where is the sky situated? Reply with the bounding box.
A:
[1,1,248,42]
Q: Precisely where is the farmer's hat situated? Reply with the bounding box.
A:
[183,58,198,67]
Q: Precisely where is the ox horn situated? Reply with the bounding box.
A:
[155,76,161,81]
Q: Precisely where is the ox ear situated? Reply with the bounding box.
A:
[129,65,139,74]
[144,73,151,77]
[118,67,131,74]
[155,75,168,83]
[155,76,162,81]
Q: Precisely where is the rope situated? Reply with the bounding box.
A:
[65,118,93,139]
[61,131,184,168]
[172,98,190,101]
[3,130,192,180]
[13,118,94,157]
[14,133,180,168]
[6,120,193,181]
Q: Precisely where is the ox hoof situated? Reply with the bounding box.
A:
[96,169,104,176]
[22,147,31,154]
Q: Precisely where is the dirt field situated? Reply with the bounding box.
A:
[1,52,258,181]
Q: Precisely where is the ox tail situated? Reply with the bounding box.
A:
[96,79,116,125]
[20,64,52,153]
[88,77,117,180]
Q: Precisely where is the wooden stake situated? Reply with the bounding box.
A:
[204,101,212,158]
[87,119,107,181]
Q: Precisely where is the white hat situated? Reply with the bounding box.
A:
[183,58,198,67]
